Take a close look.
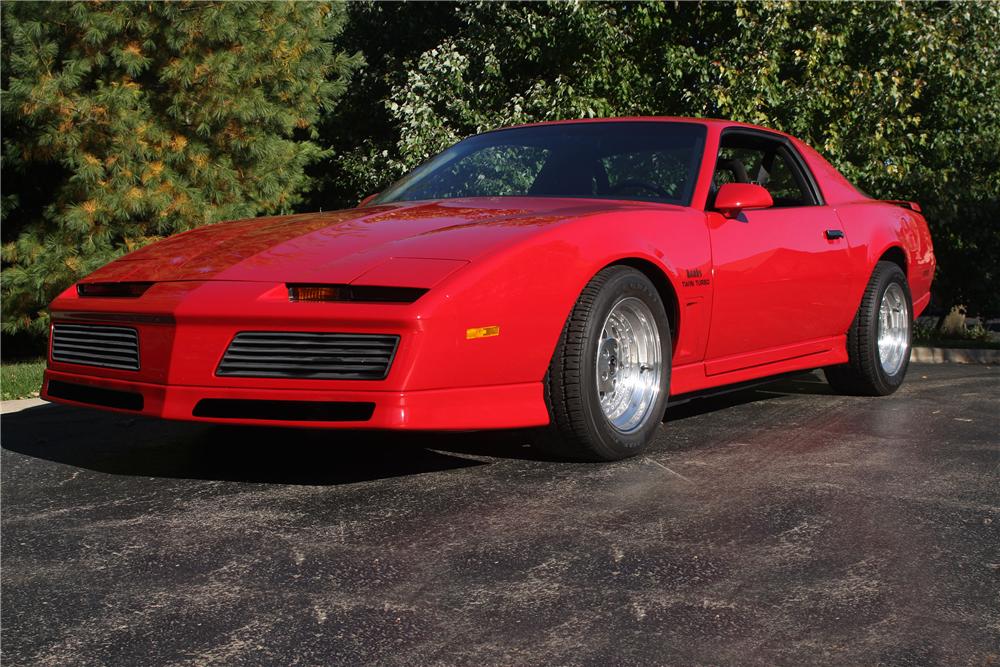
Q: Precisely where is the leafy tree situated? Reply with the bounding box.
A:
[684,2,1000,318]
[321,1,999,317]
[4,0,997,357]
[1,1,360,340]
[303,1,463,211]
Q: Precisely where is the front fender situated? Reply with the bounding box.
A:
[401,208,712,391]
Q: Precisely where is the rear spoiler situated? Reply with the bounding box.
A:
[879,200,922,213]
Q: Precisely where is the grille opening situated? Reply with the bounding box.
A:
[51,323,140,371]
[192,399,375,422]
[47,380,144,411]
[216,332,399,380]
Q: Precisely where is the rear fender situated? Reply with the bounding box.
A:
[834,203,935,317]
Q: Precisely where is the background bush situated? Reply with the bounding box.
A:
[3,1,998,357]
[1,1,360,348]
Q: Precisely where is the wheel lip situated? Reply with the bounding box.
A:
[877,281,910,376]
[594,296,663,434]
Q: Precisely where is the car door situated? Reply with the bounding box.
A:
[704,132,855,374]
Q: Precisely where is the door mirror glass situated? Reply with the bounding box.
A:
[714,183,773,218]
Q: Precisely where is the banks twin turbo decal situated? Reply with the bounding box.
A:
[682,268,710,288]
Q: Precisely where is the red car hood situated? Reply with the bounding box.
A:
[84,198,647,285]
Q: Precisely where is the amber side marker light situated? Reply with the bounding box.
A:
[77,282,153,298]
[466,325,500,339]
[288,284,427,304]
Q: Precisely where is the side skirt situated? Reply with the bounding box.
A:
[666,369,816,408]
[669,335,848,397]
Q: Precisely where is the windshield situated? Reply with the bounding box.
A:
[371,121,708,207]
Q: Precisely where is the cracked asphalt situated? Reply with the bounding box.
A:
[2,364,998,666]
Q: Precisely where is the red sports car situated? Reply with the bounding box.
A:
[43,118,935,460]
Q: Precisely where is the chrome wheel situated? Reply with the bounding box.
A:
[878,282,909,375]
[595,297,663,433]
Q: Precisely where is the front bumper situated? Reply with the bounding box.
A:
[42,368,548,430]
[44,280,552,430]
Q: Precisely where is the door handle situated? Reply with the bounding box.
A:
[825,229,844,240]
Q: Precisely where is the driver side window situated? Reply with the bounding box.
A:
[713,135,818,208]
[714,147,764,189]
[765,153,810,206]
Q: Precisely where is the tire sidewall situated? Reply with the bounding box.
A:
[867,265,913,393]
[578,270,672,459]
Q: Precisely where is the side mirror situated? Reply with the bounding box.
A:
[714,183,773,218]
[358,192,380,208]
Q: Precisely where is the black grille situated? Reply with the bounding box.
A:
[216,332,399,380]
[51,323,140,371]
[47,380,144,411]
[193,399,374,422]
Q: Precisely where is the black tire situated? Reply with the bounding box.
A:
[824,261,913,396]
[538,266,672,461]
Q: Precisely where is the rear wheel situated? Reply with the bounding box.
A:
[539,266,671,461]
[825,261,912,396]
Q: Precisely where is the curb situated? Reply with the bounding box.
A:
[0,398,50,415]
[911,347,999,364]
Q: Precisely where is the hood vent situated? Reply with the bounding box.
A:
[77,282,153,298]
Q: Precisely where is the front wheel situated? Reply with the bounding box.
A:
[825,261,913,396]
[539,266,672,461]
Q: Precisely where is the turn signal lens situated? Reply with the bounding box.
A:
[288,284,427,303]
[77,282,153,298]
[290,285,348,302]
[466,325,500,339]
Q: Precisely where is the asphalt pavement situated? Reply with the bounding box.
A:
[2,364,998,666]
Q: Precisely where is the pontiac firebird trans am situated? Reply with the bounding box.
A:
[43,118,935,461]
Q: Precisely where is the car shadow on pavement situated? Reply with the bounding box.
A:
[1,405,494,486]
[1,373,831,485]
[665,371,833,422]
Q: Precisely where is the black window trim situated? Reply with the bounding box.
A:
[715,127,826,208]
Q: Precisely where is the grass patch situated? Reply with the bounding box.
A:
[1,359,45,400]
[913,318,998,350]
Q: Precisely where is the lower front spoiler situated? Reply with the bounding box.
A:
[41,369,550,430]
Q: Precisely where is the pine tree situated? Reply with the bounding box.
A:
[1,1,360,341]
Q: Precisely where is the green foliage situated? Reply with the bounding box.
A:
[1,1,360,337]
[913,318,998,349]
[3,1,998,355]
[302,2,463,210]
[316,1,999,316]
